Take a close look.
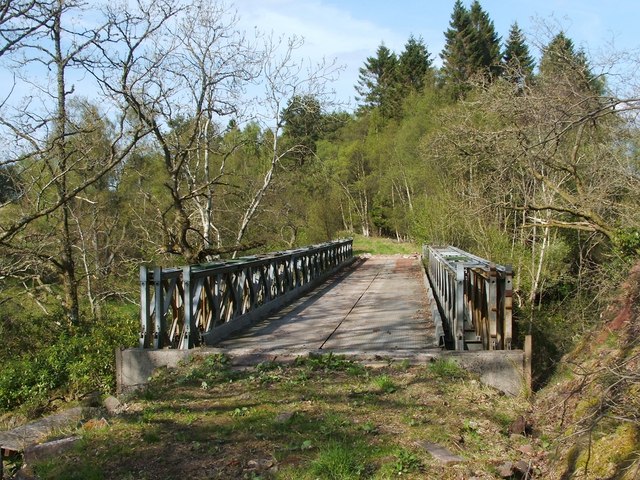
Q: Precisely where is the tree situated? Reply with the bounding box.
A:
[440,0,501,96]
[502,22,534,85]
[355,43,400,118]
[281,94,323,166]
[539,32,603,94]
[397,34,433,93]
[469,0,501,78]
[440,0,477,96]
[0,0,148,325]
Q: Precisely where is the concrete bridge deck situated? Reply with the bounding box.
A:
[215,254,437,357]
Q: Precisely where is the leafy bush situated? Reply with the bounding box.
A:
[0,307,138,413]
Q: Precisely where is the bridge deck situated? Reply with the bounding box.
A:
[216,255,437,357]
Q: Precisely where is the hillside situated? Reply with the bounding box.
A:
[533,262,640,479]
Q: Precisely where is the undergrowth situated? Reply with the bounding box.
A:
[0,306,138,415]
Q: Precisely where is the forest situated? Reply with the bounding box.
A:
[0,0,639,423]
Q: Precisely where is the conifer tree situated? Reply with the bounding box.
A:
[440,0,500,96]
[398,34,433,93]
[539,32,603,94]
[502,22,535,84]
[469,0,501,77]
[440,0,476,95]
[355,44,400,118]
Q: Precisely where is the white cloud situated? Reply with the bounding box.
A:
[236,0,406,107]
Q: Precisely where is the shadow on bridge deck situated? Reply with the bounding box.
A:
[213,254,437,357]
[117,255,528,396]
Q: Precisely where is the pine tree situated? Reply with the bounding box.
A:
[355,44,400,118]
[502,22,535,85]
[440,0,500,96]
[539,32,603,94]
[469,0,501,77]
[398,34,433,93]
[440,0,476,95]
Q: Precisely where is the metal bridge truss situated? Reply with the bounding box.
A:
[424,245,513,351]
[140,239,353,349]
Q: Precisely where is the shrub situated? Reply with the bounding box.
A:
[0,306,138,413]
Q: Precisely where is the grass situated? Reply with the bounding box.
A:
[347,233,419,256]
[28,354,530,480]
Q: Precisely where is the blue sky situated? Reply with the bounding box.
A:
[238,0,640,107]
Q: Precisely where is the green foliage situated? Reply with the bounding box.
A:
[294,353,366,375]
[429,358,467,379]
[615,227,640,258]
[502,22,535,82]
[310,441,366,479]
[0,307,138,413]
[373,374,397,394]
[178,353,236,386]
[394,448,423,474]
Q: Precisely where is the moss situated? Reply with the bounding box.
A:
[575,424,640,479]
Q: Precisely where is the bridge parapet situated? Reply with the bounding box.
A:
[423,245,513,351]
[139,239,353,349]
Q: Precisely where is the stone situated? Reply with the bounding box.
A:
[103,396,123,415]
[83,418,109,430]
[496,461,514,478]
[81,392,102,407]
[23,436,81,465]
[415,441,465,465]
[275,411,294,423]
[518,444,535,456]
[246,458,274,472]
[513,460,532,476]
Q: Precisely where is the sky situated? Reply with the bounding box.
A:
[237,0,640,108]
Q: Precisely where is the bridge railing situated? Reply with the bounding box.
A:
[140,239,353,349]
[423,245,513,351]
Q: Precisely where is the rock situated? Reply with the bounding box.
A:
[496,461,513,478]
[103,396,123,415]
[513,460,532,476]
[275,411,294,423]
[518,444,535,456]
[23,436,81,465]
[246,458,275,472]
[83,417,109,430]
[508,415,531,436]
[80,391,102,407]
[415,441,465,465]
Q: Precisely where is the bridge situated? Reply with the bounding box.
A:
[118,239,530,395]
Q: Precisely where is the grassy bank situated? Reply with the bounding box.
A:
[27,355,533,480]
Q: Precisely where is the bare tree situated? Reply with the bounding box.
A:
[0,0,150,324]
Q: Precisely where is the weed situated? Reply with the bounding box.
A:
[231,406,250,417]
[397,359,412,370]
[142,429,161,443]
[394,448,422,474]
[361,420,379,435]
[374,374,397,393]
[310,441,366,479]
[295,353,365,375]
[429,358,467,379]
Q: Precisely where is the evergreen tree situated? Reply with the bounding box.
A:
[355,44,400,118]
[539,32,603,94]
[398,35,433,93]
[440,0,501,96]
[502,22,535,85]
[469,0,501,77]
[440,0,477,96]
